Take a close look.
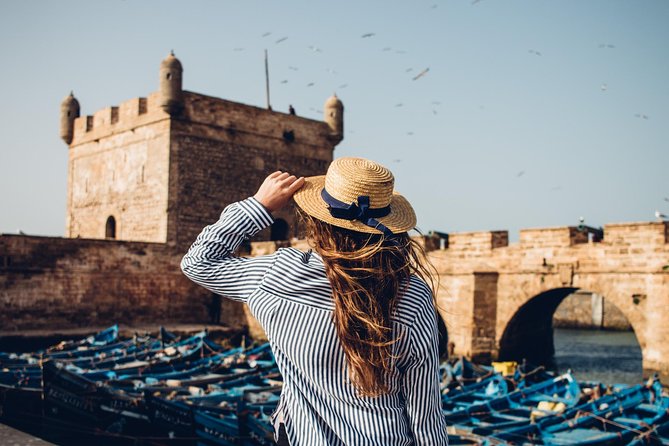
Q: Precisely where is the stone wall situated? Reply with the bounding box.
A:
[0,234,246,332]
[170,92,334,249]
[66,92,171,243]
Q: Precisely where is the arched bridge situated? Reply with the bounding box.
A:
[425,221,669,382]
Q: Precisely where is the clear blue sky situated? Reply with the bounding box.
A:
[1,0,667,240]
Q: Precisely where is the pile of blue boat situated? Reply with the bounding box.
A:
[1,326,668,445]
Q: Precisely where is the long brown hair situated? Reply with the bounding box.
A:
[301,211,437,397]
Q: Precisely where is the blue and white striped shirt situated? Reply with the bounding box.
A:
[181,198,448,445]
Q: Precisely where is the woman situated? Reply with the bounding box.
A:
[181,157,448,445]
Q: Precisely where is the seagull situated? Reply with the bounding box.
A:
[528,49,542,56]
[634,113,649,119]
[288,66,299,71]
[308,45,322,53]
[598,43,615,49]
[262,32,272,37]
[412,67,430,81]
[361,33,375,38]
[432,109,438,115]
[655,210,668,221]
[516,170,525,178]
[275,36,288,44]
[395,103,403,107]
[407,131,414,136]
[306,82,315,87]
[600,83,608,91]
[280,80,288,84]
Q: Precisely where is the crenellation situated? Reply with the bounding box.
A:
[180,92,332,150]
[447,230,509,252]
[520,226,588,247]
[604,222,669,246]
[71,92,167,145]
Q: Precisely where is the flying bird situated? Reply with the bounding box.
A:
[655,210,668,221]
[664,197,669,203]
[598,43,615,49]
[395,103,403,107]
[262,32,272,37]
[516,170,525,178]
[472,0,483,4]
[412,67,430,81]
[600,83,608,91]
[280,80,288,84]
[288,66,299,71]
[308,45,322,53]
[361,33,375,38]
[635,113,649,119]
[275,36,288,44]
[406,131,414,136]
[338,84,348,89]
[382,47,392,52]
[528,49,542,56]
[306,82,315,87]
[405,68,413,73]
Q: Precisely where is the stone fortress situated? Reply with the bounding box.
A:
[1,53,668,381]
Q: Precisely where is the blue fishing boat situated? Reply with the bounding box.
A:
[444,372,581,436]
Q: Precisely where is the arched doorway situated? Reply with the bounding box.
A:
[105,216,116,239]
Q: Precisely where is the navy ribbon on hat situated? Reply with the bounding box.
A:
[321,188,395,237]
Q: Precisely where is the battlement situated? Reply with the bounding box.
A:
[178,92,332,149]
[69,90,333,152]
[447,231,509,251]
[520,226,588,247]
[71,92,166,145]
[603,221,669,245]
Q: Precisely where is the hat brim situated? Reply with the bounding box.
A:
[293,175,417,235]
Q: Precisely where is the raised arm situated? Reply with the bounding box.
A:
[181,171,305,302]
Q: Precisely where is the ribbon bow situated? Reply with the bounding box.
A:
[321,189,395,237]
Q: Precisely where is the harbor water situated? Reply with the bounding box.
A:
[552,327,643,386]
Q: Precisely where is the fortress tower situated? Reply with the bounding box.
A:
[61,52,344,248]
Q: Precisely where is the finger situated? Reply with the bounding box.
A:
[279,175,297,186]
[268,171,283,179]
[276,172,291,180]
[286,177,306,194]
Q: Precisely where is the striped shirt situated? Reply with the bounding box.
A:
[181,198,449,445]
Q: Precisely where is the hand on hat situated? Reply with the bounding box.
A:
[253,171,306,214]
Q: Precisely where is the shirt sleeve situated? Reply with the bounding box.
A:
[180,197,278,303]
[402,298,449,445]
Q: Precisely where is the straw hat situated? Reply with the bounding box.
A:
[293,157,416,235]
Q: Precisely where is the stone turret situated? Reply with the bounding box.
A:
[60,92,80,145]
[324,94,344,142]
[159,51,184,115]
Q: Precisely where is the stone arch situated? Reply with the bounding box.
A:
[498,281,647,368]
